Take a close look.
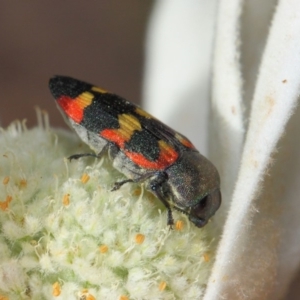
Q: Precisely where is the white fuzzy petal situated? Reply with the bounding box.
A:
[205,1,300,298]
[143,0,217,152]
[209,0,245,226]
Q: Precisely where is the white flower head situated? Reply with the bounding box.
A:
[0,114,217,299]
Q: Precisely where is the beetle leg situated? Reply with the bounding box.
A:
[68,153,98,161]
[173,205,189,215]
[111,171,159,191]
[151,185,174,227]
[111,179,134,191]
[112,171,174,227]
[148,173,174,227]
[68,144,109,161]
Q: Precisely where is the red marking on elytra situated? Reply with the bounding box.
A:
[101,129,179,170]
[176,134,195,149]
[180,138,195,149]
[57,96,84,123]
[125,148,178,170]
[101,129,127,148]
[159,145,179,163]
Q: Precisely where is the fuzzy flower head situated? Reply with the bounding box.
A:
[0,114,218,300]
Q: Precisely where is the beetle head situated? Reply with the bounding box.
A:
[166,151,221,228]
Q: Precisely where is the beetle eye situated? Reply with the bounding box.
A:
[189,189,221,228]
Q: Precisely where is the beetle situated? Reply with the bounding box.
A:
[49,76,221,228]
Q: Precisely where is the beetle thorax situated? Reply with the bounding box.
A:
[165,151,220,209]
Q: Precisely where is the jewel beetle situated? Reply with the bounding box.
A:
[49,76,221,228]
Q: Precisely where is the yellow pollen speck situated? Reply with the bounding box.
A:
[0,195,12,211]
[147,193,156,203]
[19,179,27,188]
[63,194,70,206]
[99,245,108,253]
[135,233,145,244]
[203,253,210,262]
[79,289,96,300]
[175,220,184,231]
[2,176,9,185]
[0,295,9,300]
[159,281,167,291]
[52,282,61,297]
[81,173,90,184]
[119,296,129,300]
[133,187,142,196]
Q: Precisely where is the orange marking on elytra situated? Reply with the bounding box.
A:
[125,149,178,170]
[101,113,142,148]
[102,113,178,170]
[101,128,127,148]
[175,133,195,149]
[125,139,178,170]
[57,96,84,123]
